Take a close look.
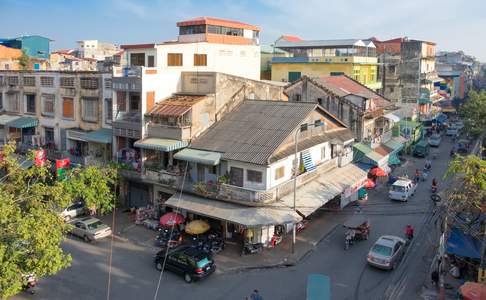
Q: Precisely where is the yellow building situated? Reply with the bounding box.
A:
[271,39,382,91]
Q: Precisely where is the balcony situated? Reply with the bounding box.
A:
[113,66,142,78]
[272,55,378,65]
[112,111,142,133]
[146,124,192,141]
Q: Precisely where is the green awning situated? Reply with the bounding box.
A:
[174,148,221,166]
[353,142,372,155]
[134,138,188,152]
[7,117,38,129]
[388,153,401,165]
[84,128,112,144]
[0,115,20,126]
[365,151,385,164]
[384,139,404,153]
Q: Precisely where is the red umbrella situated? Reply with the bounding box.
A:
[364,179,376,189]
[160,212,185,226]
[369,167,387,177]
[459,282,486,300]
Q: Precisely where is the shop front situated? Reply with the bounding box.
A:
[84,128,113,164]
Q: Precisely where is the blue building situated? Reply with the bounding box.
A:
[0,35,52,60]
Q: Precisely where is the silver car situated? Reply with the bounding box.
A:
[70,217,112,242]
[428,134,442,147]
[60,201,87,221]
[367,235,406,270]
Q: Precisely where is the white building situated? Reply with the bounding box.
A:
[76,40,119,61]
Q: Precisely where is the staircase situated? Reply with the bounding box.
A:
[301,150,316,172]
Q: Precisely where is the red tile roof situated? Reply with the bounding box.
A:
[318,75,391,110]
[280,35,302,42]
[120,43,155,50]
[176,17,260,31]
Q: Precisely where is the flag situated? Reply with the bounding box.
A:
[34,149,46,167]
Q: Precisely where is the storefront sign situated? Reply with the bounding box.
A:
[343,178,368,198]
[56,158,71,180]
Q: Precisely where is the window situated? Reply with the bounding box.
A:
[25,94,36,113]
[129,93,140,111]
[41,94,55,116]
[208,165,217,175]
[62,97,74,119]
[193,54,207,66]
[317,98,323,106]
[167,53,183,66]
[104,78,112,89]
[80,77,99,89]
[44,127,55,143]
[116,91,127,111]
[23,76,36,86]
[389,87,395,93]
[130,53,145,66]
[40,76,54,87]
[7,76,18,85]
[82,97,98,122]
[247,170,262,183]
[105,98,112,123]
[288,71,301,82]
[179,25,206,35]
[60,77,75,87]
[321,146,326,160]
[147,55,155,67]
[275,166,285,180]
[7,93,19,112]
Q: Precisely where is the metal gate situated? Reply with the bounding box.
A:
[128,182,149,208]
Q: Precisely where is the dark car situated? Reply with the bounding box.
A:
[456,139,469,155]
[413,141,429,157]
[154,246,216,283]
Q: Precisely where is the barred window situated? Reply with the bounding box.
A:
[41,94,55,116]
[82,97,98,122]
[116,91,127,111]
[80,77,99,89]
[104,78,112,89]
[23,76,36,86]
[7,93,19,112]
[40,76,54,87]
[7,76,19,85]
[60,77,75,87]
[246,169,262,183]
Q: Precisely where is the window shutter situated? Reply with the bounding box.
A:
[146,91,155,112]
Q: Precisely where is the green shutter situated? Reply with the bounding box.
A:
[288,71,301,82]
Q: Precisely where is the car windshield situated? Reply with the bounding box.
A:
[196,257,210,268]
[371,244,393,257]
[392,185,405,192]
[87,221,104,230]
[430,136,440,140]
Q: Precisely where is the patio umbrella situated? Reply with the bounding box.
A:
[364,179,375,189]
[459,282,486,300]
[185,220,210,235]
[369,167,387,177]
[159,212,185,226]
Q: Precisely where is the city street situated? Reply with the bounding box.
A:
[12,138,454,300]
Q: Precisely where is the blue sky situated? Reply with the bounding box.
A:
[1,0,485,61]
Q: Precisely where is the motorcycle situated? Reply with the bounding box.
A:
[241,243,264,256]
[296,219,310,233]
[431,185,438,194]
[343,219,370,250]
[22,274,37,294]
[155,228,183,248]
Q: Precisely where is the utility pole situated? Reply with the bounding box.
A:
[292,128,299,254]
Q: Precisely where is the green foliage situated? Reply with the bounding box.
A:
[458,90,486,137]
[444,155,486,208]
[18,50,30,71]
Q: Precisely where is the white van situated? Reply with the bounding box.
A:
[389,179,417,201]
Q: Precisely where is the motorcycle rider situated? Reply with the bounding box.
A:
[414,169,421,183]
[405,225,414,240]
[432,178,438,193]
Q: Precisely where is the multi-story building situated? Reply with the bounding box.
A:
[271,38,382,91]
[0,45,22,70]
[50,50,98,71]
[0,35,51,60]
[0,71,113,165]
[374,37,442,119]
[436,51,479,100]
[260,44,288,80]
[76,40,119,61]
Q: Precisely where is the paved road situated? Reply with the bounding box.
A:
[11,137,454,300]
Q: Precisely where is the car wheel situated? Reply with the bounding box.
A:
[83,235,91,243]
[184,273,192,283]
[155,261,163,271]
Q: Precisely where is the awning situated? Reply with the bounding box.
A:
[6,117,39,129]
[388,153,401,165]
[174,148,221,166]
[365,151,387,167]
[84,128,113,144]
[384,139,404,153]
[281,163,368,216]
[384,113,400,123]
[165,193,301,227]
[418,98,433,105]
[0,115,20,126]
[134,138,188,152]
[446,227,481,259]
[66,129,88,142]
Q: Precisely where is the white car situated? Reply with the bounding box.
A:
[367,235,406,270]
[428,134,442,147]
[446,126,460,136]
[389,179,416,201]
[60,201,87,221]
[70,217,112,242]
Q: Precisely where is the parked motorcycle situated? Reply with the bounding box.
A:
[296,219,310,233]
[22,274,37,294]
[155,228,183,248]
[241,243,264,256]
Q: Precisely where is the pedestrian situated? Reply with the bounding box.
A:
[405,224,414,240]
[250,289,263,300]
[414,169,421,183]
[431,270,439,287]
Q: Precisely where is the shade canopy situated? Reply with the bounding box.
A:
[84,128,112,144]
[369,167,387,177]
[0,114,20,126]
[134,138,188,152]
[384,113,400,123]
[446,227,481,259]
[174,148,221,166]
[459,282,486,300]
[364,179,375,189]
[7,117,39,129]
[185,220,210,235]
[159,212,185,226]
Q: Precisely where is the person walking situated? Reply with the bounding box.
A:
[405,224,414,240]
[250,289,263,300]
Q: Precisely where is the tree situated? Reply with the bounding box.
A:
[0,143,118,299]
[459,90,486,137]
[18,50,30,71]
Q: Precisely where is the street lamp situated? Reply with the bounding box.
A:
[291,120,324,254]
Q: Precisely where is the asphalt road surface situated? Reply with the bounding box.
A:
[11,137,454,300]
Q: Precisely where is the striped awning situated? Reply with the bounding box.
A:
[84,128,112,144]
[134,138,188,152]
[7,117,39,129]
[0,115,20,126]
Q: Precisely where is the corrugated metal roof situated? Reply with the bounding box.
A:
[189,100,318,165]
[146,94,206,117]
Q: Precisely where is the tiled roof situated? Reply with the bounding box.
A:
[280,35,302,42]
[176,17,260,31]
[189,100,319,165]
[146,94,207,117]
[314,75,392,110]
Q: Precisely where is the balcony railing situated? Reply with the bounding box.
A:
[146,124,192,141]
[113,66,142,78]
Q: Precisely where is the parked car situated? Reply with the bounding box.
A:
[60,201,87,221]
[451,121,464,130]
[413,141,429,157]
[456,139,470,155]
[154,245,216,283]
[446,126,460,136]
[367,235,406,270]
[69,217,112,242]
[389,178,416,201]
[428,134,442,147]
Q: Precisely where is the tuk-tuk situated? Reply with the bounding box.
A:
[306,274,330,300]
[413,141,429,157]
